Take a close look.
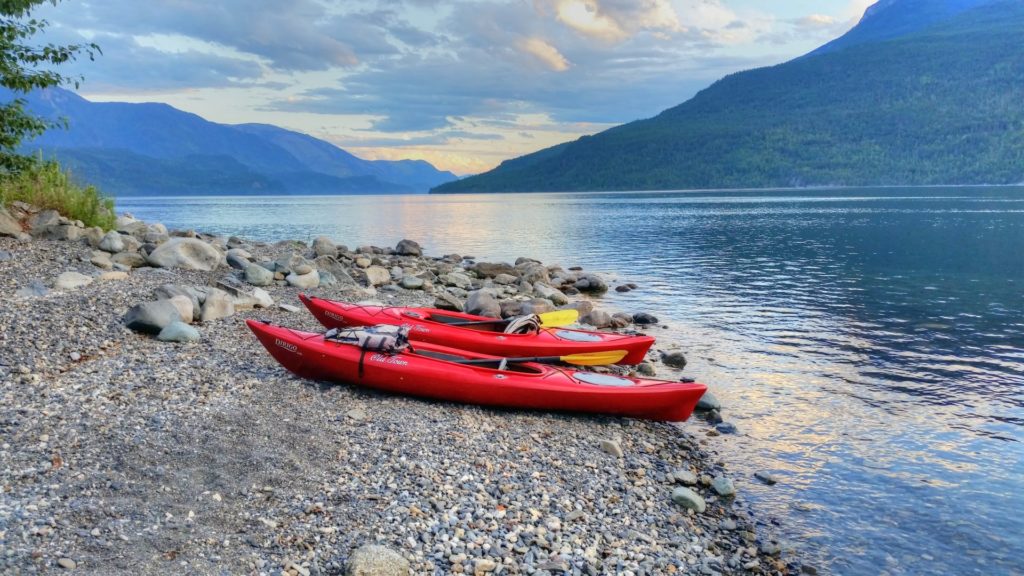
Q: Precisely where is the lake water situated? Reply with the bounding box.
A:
[118,188,1024,575]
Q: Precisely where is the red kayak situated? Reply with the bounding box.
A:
[246,320,706,422]
[299,295,655,365]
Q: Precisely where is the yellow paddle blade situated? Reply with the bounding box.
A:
[538,309,579,328]
[559,349,628,366]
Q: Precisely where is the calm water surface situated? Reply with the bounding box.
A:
[119,188,1024,575]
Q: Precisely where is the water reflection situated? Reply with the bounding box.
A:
[120,187,1024,575]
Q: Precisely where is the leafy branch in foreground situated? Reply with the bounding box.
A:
[1,0,100,173]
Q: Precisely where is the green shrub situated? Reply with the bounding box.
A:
[0,159,115,230]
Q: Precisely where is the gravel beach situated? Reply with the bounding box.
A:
[1,206,795,575]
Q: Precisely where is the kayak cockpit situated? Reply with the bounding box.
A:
[412,349,545,374]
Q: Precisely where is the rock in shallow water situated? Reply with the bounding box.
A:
[696,391,721,411]
[661,350,687,369]
[394,238,422,256]
[158,321,201,343]
[712,475,736,497]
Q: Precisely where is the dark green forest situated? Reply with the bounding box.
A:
[433,1,1024,193]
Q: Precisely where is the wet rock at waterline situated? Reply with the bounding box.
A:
[661,350,688,369]
[394,238,422,256]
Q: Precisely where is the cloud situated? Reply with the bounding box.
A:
[518,37,571,71]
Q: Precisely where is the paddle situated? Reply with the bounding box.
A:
[455,349,627,367]
[445,309,579,328]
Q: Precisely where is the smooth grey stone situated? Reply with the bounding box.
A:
[157,321,200,343]
[147,238,221,271]
[124,300,182,334]
[395,238,422,256]
[671,487,706,513]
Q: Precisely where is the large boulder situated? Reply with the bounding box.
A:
[0,206,25,237]
[286,270,320,289]
[244,263,275,287]
[111,251,148,268]
[471,261,517,278]
[200,288,235,322]
[518,263,550,285]
[394,238,422,256]
[312,236,338,258]
[98,231,125,253]
[465,289,501,318]
[345,544,410,576]
[581,309,613,328]
[534,283,569,305]
[124,301,186,334]
[363,265,392,287]
[313,256,357,287]
[147,238,222,271]
[154,284,204,321]
[434,291,464,312]
[574,273,608,294]
[442,272,473,290]
[163,295,194,324]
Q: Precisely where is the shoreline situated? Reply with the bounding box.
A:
[1,203,802,575]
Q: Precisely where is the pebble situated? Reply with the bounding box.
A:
[715,422,738,435]
[671,487,707,513]
[755,471,779,485]
[599,439,624,457]
[57,558,77,569]
[54,271,93,290]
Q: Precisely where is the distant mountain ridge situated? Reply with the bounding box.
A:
[433,0,1024,193]
[8,88,456,195]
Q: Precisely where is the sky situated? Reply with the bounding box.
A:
[35,0,876,175]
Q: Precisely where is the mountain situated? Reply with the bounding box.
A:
[9,88,457,195]
[432,0,1024,194]
[812,0,993,55]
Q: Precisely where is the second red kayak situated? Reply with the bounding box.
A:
[299,295,655,365]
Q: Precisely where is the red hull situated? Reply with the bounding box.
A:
[299,295,655,365]
[246,320,705,422]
